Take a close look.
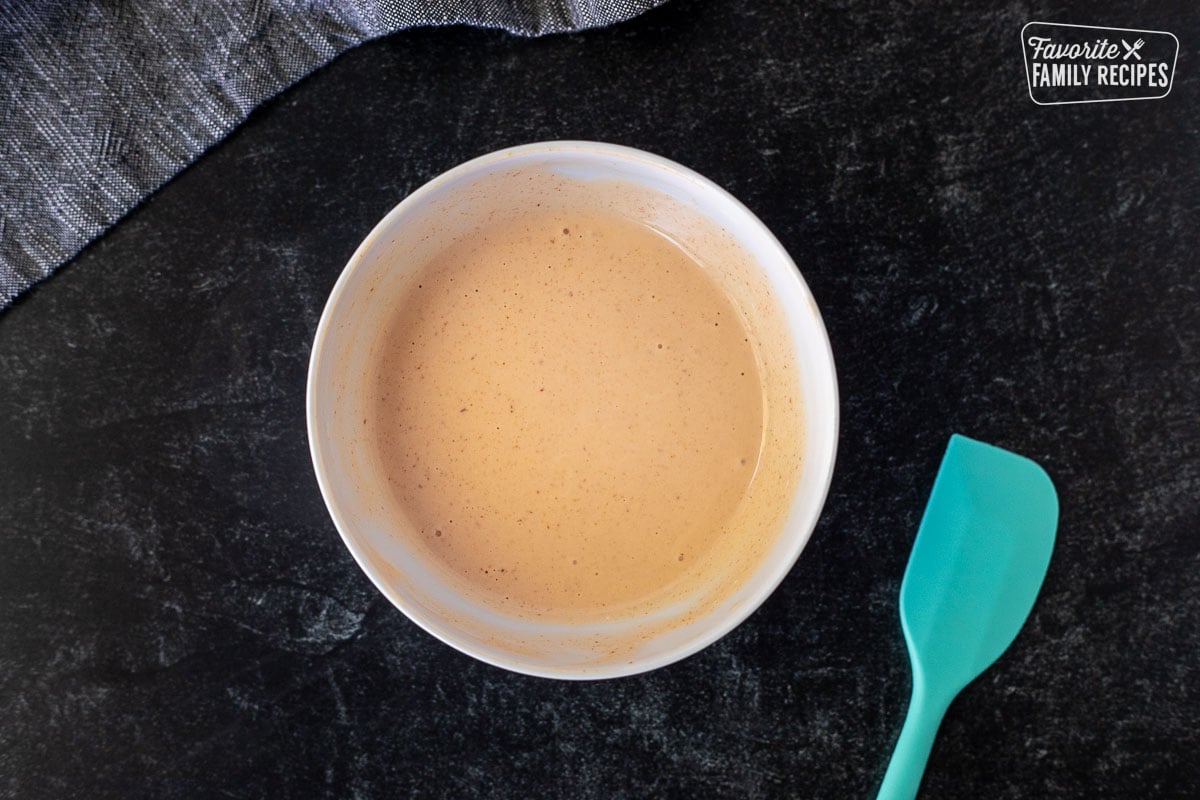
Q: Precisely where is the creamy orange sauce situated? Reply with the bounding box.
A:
[369,207,767,621]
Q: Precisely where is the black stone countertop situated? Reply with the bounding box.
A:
[2,1,1198,797]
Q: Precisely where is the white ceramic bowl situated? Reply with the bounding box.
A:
[307,142,838,679]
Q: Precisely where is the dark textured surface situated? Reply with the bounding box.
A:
[2,1,1198,797]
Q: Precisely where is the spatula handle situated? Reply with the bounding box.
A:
[875,681,950,800]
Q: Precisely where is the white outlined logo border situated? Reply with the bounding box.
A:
[1022,21,1179,106]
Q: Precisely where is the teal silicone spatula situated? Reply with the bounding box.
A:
[875,434,1059,800]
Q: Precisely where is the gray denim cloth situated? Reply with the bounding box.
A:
[0,0,664,308]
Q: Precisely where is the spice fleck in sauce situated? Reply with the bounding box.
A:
[370,208,765,620]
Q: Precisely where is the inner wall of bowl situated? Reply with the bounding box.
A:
[311,145,836,675]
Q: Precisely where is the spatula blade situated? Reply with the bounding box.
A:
[899,434,1058,692]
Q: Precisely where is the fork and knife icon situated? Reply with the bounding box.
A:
[1121,38,1145,60]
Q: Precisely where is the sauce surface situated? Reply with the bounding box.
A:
[369,208,766,619]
